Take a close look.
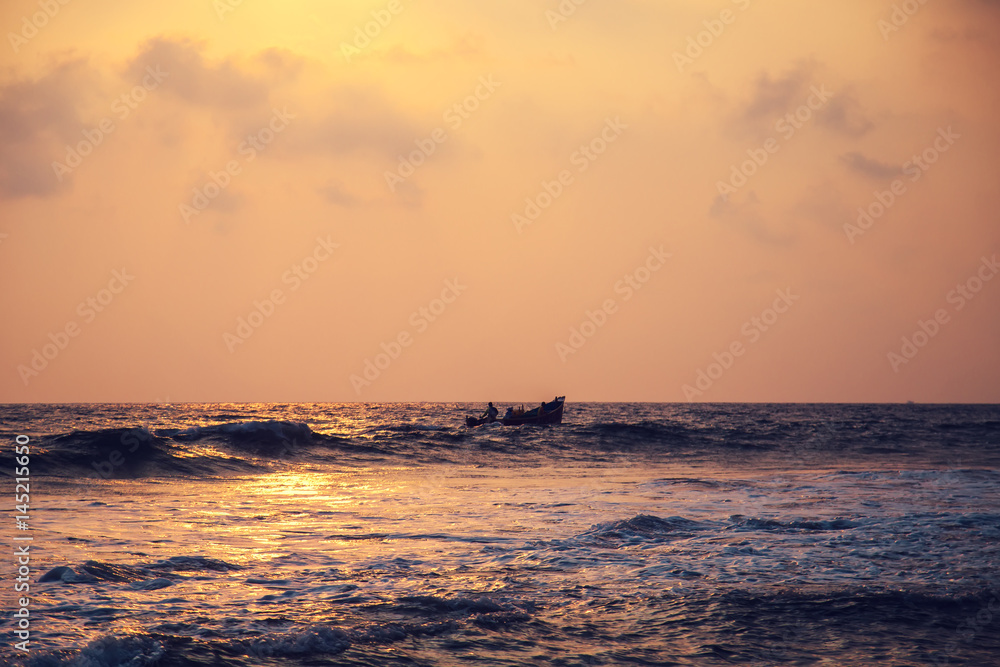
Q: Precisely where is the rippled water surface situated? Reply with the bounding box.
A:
[1,403,998,665]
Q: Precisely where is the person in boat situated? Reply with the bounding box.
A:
[504,407,514,420]
[482,402,499,423]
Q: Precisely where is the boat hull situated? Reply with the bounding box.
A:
[501,397,565,426]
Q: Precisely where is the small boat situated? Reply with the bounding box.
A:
[501,396,565,426]
[465,397,566,427]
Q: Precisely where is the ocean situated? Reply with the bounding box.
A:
[1,402,998,666]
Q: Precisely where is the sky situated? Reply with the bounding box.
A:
[1,0,998,403]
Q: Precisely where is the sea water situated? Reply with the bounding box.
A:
[1,402,998,666]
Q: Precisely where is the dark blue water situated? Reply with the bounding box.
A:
[1,403,998,665]
[3,402,999,477]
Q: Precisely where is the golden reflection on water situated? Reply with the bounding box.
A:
[39,464,801,602]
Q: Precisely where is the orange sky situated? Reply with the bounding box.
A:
[1,0,998,403]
